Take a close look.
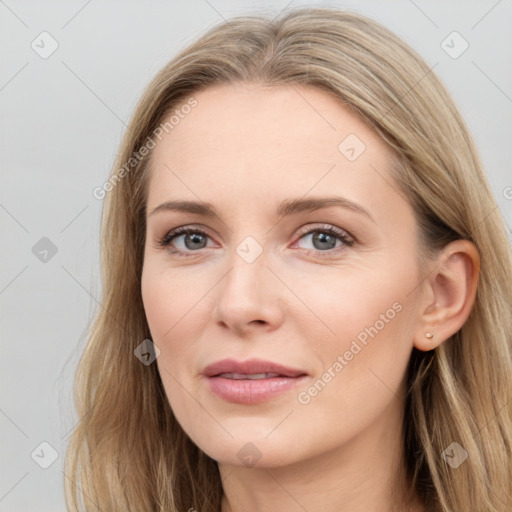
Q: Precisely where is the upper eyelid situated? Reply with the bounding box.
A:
[163,223,348,235]
[295,223,352,239]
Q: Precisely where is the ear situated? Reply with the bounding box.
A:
[414,239,480,351]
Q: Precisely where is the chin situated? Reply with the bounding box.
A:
[190,433,307,470]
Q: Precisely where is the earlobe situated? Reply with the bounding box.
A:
[413,240,480,352]
[413,331,436,352]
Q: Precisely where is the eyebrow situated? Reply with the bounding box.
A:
[148,196,375,223]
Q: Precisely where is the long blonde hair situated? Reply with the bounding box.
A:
[65,6,512,511]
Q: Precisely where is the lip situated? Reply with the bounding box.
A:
[202,358,308,404]
[202,358,306,378]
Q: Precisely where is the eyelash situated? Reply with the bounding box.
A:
[157,224,354,258]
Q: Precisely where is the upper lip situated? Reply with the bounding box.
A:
[202,358,307,378]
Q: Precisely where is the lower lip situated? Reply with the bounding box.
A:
[206,375,308,404]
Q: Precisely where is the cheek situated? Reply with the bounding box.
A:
[292,264,413,351]
[141,264,208,337]
[141,267,201,417]
[299,273,418,415]
[141,264,214,383]
[293,255,417,377]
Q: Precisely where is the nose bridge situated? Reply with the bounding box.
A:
[212,234,281,331]
[222,237,268,301]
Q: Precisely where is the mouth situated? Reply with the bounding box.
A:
[216,372,286,379]
[202,359,308,404]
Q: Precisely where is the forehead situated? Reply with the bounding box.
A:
[146,82,403,221]
[152,81,389,159]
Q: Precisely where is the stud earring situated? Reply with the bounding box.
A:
[425,332,434,339]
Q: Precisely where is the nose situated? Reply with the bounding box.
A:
[212,249,284,337]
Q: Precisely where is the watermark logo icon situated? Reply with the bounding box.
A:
[31,32,59,59]
[134,339,160,365]
[338,133,366,161]
[441,32,469,59]
[442,441,468,468]
[31,441,59,469]
[32,237,58,263]
[236,236,263,264]
[236,442,262,467]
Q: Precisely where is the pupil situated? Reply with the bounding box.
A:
[313,232,336,250]
[186,233,206,250]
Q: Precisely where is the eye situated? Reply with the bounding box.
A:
[157,226,213,257]
[157,223,354,258]
[293,224,354,256]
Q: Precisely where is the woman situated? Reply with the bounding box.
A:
[65,6,512,512]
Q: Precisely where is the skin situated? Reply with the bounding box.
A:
[140,82,480,512]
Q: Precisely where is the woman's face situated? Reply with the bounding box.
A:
[141,82,427,468]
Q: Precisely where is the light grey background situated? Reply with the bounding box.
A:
[1,0,511,510]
